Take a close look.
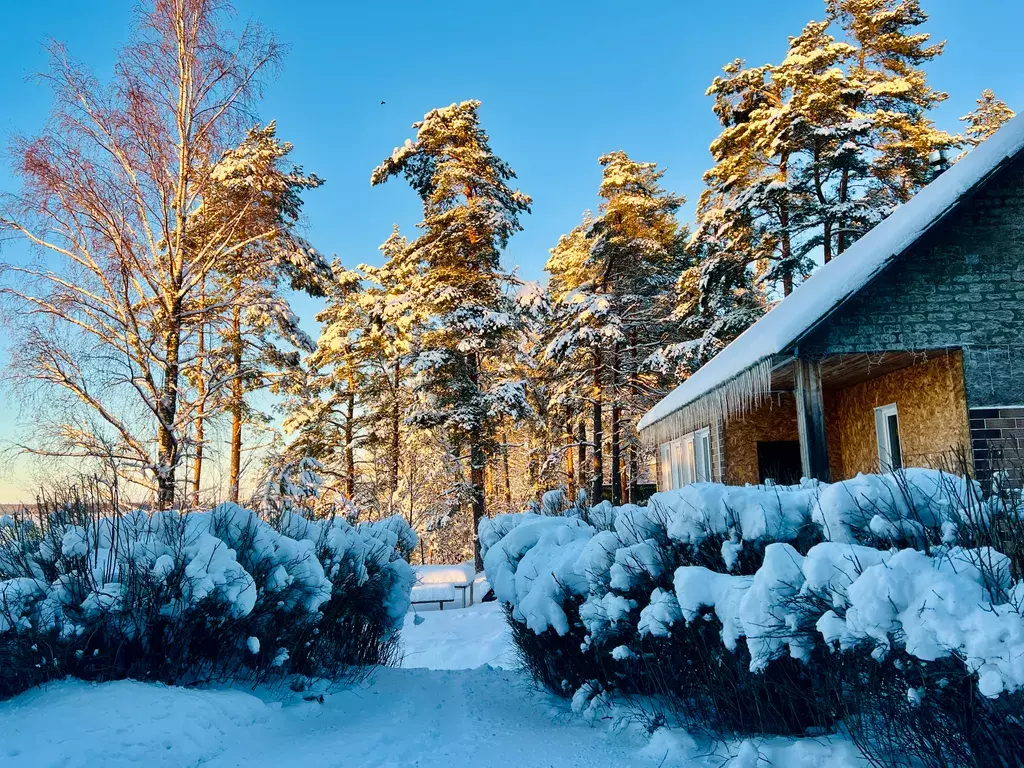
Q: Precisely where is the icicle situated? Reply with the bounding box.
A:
[640,356,775,446]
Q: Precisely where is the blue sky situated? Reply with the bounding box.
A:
[1,0,1021,500]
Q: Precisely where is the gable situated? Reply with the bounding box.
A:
[799,150,1024,408]
[639,115,1024,442]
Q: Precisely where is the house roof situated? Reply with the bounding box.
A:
[638,114,1024,440]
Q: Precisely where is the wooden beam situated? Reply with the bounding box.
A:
[794,357,831,482]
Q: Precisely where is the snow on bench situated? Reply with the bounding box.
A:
[412,562,484,608]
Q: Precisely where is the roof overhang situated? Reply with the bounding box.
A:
[639,113,1024,445]
[639,348,959,446]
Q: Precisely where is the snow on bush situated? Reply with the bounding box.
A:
[483,515,593,635]
[483,468,1024,744]
[0,499,416,698]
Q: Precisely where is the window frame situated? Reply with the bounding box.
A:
[874,402,903,471]
[659,426,713,489]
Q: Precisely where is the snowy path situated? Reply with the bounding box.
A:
[0,604,646,768]
[0,602,865,767]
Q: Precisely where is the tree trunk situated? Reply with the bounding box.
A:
[345,368,355,499]
[813,144,833,264]
[471,440,485,571]
[527,432,538,489]
[500,431,512,511]
[577,420,587,502]
[591,348,604,504]
[191,314,206,508]
[628,441,639,504]
[837,166,850,255]
[468,352,486,571]
[228,303,243,504]
[625,330,639,504]
[565,413,576,503]
[156,306,182,511]
[610,344,622,506]
[779,154,794,296]
[389,359,401,513]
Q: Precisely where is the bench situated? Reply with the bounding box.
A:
[409,583,457,611]
[413,563,477,608]
[411,596,455,611]
[453,582,473,608]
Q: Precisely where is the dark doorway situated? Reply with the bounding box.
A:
[757,441,802,485]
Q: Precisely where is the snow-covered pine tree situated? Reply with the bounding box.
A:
[300,262,368,502]
[544,153,688,504]
[691,2,954,321]
[698,60,787,293]
[960,89,1015,148]
[686,59,780,354]
[544,217,609,503]
[197,122,328,503]
[590,152,688,503]
[827,0,957,235]
[307,228,424,515]
[371,100,531,569]
[514,281,570,502]
[673,226,766,363]
[775,20,876,266]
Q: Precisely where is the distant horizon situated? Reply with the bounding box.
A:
[2,0,1022,502]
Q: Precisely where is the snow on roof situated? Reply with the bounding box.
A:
[639,114,1024,438]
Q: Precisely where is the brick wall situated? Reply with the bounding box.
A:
[800,153,1024,409]
[969,406,1024,487]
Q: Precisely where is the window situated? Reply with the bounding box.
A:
[670,438,686,488]
[693,428,712,483]
[659,442,675,489]
[874,403,903,471]
[658,428,712,489]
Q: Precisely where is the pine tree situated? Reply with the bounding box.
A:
[960,89,1015,147]
[308,228,425,514]
[544,217,607,503]
[699,60,786,291]
[692,0,955,321]
[828,0,957,225]
[197,122,328,502]
[592,152,688,503]
[775,20,876,265]
[674,215,766,370]
[544,152,688,504]
[355,229,422,515]
[301,262,368,502]
[371,100,531,568]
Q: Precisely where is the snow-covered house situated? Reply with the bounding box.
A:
[640,115,1024,489]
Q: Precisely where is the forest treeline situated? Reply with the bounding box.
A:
[0,0,1014,564]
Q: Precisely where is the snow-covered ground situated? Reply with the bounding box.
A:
[402,600,517,670]
[0,600,864,767]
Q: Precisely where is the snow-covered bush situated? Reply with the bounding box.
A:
[0,492,415,699]
[484,470,1024,765]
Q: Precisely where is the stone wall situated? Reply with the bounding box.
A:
[799,153,1024,409]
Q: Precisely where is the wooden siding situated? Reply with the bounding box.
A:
[829,351,970,477]
[723,394,800,486]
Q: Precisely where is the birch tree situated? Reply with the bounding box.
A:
[0,0,282,507]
